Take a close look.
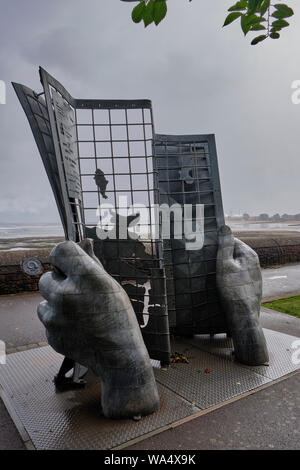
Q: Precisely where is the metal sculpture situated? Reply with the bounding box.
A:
[22,258,43,276]
[154,134,227,335]
[13,68,170,373]
[38,238,160,419]
[217,226,269,365]
[13,67,269,395]
[154,134,268,365]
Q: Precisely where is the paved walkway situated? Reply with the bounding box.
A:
[127,373,300,450]
[0,400,25,450]
[0,293,45,349]
[260,307,300,337]
[262,264,300,301]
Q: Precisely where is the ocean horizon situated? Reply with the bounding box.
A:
[0,220,300,252]
[1,220,300,241]
[0,223,64,240]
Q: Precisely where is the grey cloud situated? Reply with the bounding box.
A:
[0,0,300,224]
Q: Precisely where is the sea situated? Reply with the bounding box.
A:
[227,222,300,233]
[0,221,299,251]
[0,223,64,251]
[0,223,64,239]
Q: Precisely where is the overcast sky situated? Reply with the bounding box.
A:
[0,0,300,223]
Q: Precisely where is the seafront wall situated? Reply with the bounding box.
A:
[239,235,300,267]
[1,234,300,295]
[0,249,52,295]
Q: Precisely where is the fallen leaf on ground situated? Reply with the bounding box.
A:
[171,352,189,364]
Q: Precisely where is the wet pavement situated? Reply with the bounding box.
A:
[127,373,300,450]
[0,293,45,349]
[262,264,300,301]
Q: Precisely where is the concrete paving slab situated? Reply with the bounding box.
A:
[0,293,45,348]
[260,307,300,337]
[262,264,300,301]
[127,372,300,450]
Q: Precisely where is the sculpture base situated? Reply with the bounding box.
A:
[0,328,298,450]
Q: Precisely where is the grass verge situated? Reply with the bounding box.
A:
[262,295,300,319]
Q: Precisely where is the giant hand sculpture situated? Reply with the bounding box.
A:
[216,226,269,366]
[37,239,160,419]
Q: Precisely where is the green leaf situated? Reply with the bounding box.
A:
[260,0,270,16]
[143,0,155,27]
[271,26,282,32]
[153,0,167,26]
[272,19,289,28]
[228,1,248,12]
[272,10,293,19]
[241,13,265,35]
[251,23,266,30]
[223,11,242,27]
[274,4,294,17]
[132,1,146,23]
[270,32,280,39]
[241,14,252,35]
[251,34,267,45]
[248,15,266,25]
[248,0,263,13]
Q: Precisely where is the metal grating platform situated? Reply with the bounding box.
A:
[0,328,299,450]
[184,328,300,380]
[0,347,194,450]
[155,342,270,409]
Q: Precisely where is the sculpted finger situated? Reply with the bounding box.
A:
[49,241,91,279]
[218,225,235,262]
[75,240,122,292]
[234,238,260,267]
[52,240,122,295]
[49,240,110,284]
[78,238,103,267]
[39,271,63,303]
[37,300,56,328]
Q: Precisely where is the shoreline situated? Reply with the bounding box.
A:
[1,229,300,252]
[0,236,64,252]
[226,219,300,225]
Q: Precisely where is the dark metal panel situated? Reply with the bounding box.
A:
[51,89,82,199]
[77,101,170,363]
[206,134,225,230]
[39,67,76,107]
[15,68,170,364]
[40,68,79,242]
[154,133,227,335]
[76,99,152,110]
[12,82,68,238]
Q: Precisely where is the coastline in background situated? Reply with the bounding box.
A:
[0,220,300,252]
[0,223,64,251]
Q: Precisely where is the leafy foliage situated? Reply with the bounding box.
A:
[122,0,168,27]
[120,0,294,44]
[224,0,294,44]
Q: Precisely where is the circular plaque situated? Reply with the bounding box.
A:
[22,258,43,276]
